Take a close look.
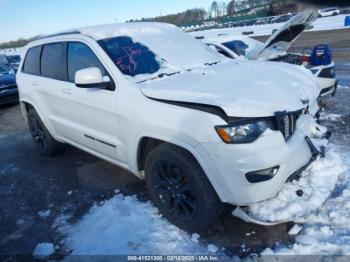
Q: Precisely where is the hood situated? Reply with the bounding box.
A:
[0,73,16,87]
[250,10,318,60]
[140,60,320,118]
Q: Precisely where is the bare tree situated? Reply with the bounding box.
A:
[210,1,220,19]
[220,2,227,17]
[227,0,236,16]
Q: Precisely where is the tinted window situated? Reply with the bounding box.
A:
[223,41,249,56]
[0,64,10,74]
[98,36,160,77]
[7,55,21,64]
[0,55,9,65]
[23,46,42,75]
[67,42,107,82]
[41,43,66,80]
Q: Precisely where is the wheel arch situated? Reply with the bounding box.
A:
[20,99,63,143]
[135,135,231,203]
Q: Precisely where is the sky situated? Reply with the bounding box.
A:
[0,0,230,43]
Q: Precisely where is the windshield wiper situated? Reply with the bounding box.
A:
[204,61,221,66]
[137,71,180,84]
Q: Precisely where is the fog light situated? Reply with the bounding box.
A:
[245,166,279,183]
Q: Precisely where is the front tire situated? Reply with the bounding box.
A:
[145,144,224,232]
[27,109,65,156]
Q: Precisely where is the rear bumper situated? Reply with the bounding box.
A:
[196,114,317,205]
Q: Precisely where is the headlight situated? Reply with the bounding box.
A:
[215,119,274,144]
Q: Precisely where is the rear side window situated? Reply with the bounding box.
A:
[41,43,67,80]
[67,42,107,82]
[23,46,42,75]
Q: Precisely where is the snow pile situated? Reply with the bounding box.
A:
[248,145,343,223]
[262,150,350,255]
[319,113,342,121]
[32,243,55,258]
[61,195,219,255]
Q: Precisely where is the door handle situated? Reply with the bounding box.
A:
[32,82,40,87]
[62,88,73,95]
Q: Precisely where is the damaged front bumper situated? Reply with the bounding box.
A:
[232,127,336,226]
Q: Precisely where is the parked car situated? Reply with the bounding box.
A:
[341,8,350,14]
[0,54,21,72]
[0,54,9,65]
[271,14,293,24]
[318,7,340,17]
[204,11,337,97]
[6,55,21,72]
[0,64,18,105]
[18,23,322,231]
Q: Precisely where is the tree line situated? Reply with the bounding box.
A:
[128,0,300,26]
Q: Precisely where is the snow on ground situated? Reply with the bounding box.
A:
[190,15,349,38]
[319,113,342,121]
[59,147,347,257]
[248,145,344,223]
[60,195,221,256]
[261,148,350,255]
[32,242,55,258]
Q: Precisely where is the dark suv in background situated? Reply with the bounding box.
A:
[0,54,21,72]
[0,64,18,105]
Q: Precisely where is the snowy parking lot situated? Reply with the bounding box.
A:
[1,29,350,260]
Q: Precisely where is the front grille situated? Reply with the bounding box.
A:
[275,110,303,141]
[318,66,336,78]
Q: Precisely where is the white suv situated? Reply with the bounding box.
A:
[318,7,340,17]
[17,23,322,231]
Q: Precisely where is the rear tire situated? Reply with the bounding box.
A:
[145,143,224,232]
[27,109,65,156]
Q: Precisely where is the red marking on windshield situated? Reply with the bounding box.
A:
[115,46,142,73]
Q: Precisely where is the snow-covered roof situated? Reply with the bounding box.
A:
[78,22,177,40]
[79,23,224,80]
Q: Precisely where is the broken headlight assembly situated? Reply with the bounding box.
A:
[215,119,274,144]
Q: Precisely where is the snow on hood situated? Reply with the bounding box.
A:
[251,10,318,59]
[140,60,320,118]
[79,23,223,78]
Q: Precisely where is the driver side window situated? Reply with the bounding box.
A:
[67,42,107,82]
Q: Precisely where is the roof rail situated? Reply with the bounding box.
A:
[38,31,81,40]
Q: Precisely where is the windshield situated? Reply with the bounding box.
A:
[222,41,249,56]
[7,55,21,64]
[0,55,9,65]
[92,25,222,81]
[220,38,265,59]
[98,36,161,77]
[0,64,10,74]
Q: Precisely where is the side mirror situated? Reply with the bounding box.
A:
[75,67,113,89]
